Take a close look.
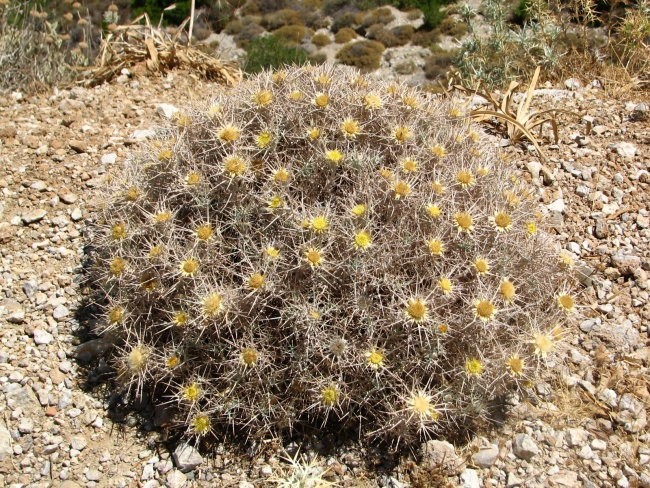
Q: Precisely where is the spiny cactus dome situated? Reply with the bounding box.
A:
[93,64,575,443]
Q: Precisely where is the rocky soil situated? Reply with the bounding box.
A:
[0,70,648,487]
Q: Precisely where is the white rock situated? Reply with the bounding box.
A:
[70,436,87,451]
[591,439,607,451]
[566,428,589,447]
[610,142,637,158]
[460,468,480,488]
[0,423,12,460]
[101,153,117,165]
[173,443,203,472]
[33,329,54,345]
[512,433,539,460]
[2,300,25,324]
[131,129,156,140]
[547,199,566,213]
[22,209,47,224]
[156,103,179,120]
[165,470,187,488]
[564,78,582,90]
[526,161,542,180]
[472,444,499,468]
[30,181,47,191]
[421,440,463,475]
[71,208,83,222]
[53,305,70,320]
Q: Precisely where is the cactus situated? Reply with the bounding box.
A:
[92,65,575,444]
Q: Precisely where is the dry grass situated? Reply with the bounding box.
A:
[79,14,241,87]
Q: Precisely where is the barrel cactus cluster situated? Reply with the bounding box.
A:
[92,64,575,443]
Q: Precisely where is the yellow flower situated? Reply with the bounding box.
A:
[465,358,484,376]
[438,323,449,334]
[533,332,555,357]
[111,223,127,240]
[366,349,384,369]
[525,222,538,235]
[109,257,126,276]
[148,245,163,258]
[166,355,180,369]
[558,251,574,268]
[203,293,223,318]
[127,346,148,372]
[240,347,258,366]
[454,212,474,233]
[248,273,265,290]
[307,127,321,140]
[153,211,172,224]
[425,203,441,218]
[310,215,329,233]
[256,131,272,148]
[468,130,480,142]
[124,187,139,202]
[264,246,280,259]
[321,385,339,407]
[504,190,520,207]
[305,248,323,267]
[315,73,332,85]
[217,124,240,143]
[325,149,343,164]
[140,279,158,293]
[557,293,575,312]
[449,107,463,117]
[393,126,412,143]
[267,195,284,210]
[473,257,490,275]
[271,70,286,83]
[288,90,303,101]
[474,299,496,322]
[182,382,201,402]
[456,170,474,188]
[428,239,444,257]
[308,309,321,320]
[407,391,440,420]
[313,93,329,108]
[252,89,273,107]
[505,355,525,376]
[393,180,412,199]
[351,204,366,217]
[400,157,418,173]
[192,415,211,435]
[438,276,453,295]
[108,307,124,324]
[379,167,394,180]
[476,166,489,176]
[402,95,419,110]
[499,279,516,302]
[353,230,372,250]
[431,180,446,195]
[179,258,199,277]
[155,148,172,163]
[174,113,190,127]
[185,172,201,186]
[207,103,221,117]
[223,155,248,177]
[491,211,513,232]
[430,144,447,158]
[341,118,360,138]
[363,93,383,109]
[196,224,213,241]
[272,167,291,184]
[405,298,428,322]
[172,311,189,326]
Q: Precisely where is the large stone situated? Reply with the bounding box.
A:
[173,443,203,472]
[1,299,25,324]
[472,444,499,468]
[156,103,179,120]
[566,428,589,448]
[33,328,54,345]
[21,209,47,224]
[0,422,12,460]
[166,469,187,488]
[460,468,480,488]
[420,440,463,475]
[512,433,539,461]
[616,394,647,433]
[610,142,637,158]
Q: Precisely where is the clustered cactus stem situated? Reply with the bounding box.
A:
[92,65,575,443]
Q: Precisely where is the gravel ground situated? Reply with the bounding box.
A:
[0,71,648,487]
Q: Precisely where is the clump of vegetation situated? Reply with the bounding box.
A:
[91,64,576,444]
[263,8,303,30]
[334,27,357,44]
[455,0,650,88]
[357,6,395,28]
[424,47,457,80]
[0,0,98,91]
[412,28,441,48]
[366,24,414,48]
[272,24,311,45]
[311,32,332,47]
[435,15,467,39]
[243,35,309,73]
[336,39,385,70]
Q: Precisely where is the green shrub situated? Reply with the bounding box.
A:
[424,48,456,80]
[91,64,575,443]
[309,51,327,64]
[263,8,302,30]
[243,35,309,73]
[435,16,468,39]
[336,39,385,70]
[311,32,332,47]
[390,24,415,44]
[272,24,310,45]
[412,29,441,48]
[366,24,400,47]
[331,12,357,32]
[357,7,395,28]
[232,21,266,49]
[334,27,357,43]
